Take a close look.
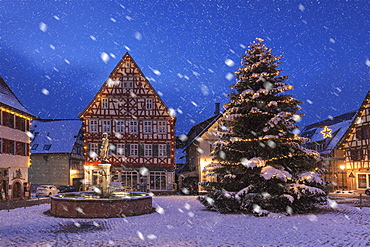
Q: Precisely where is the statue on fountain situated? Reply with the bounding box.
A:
[99,132,109,163]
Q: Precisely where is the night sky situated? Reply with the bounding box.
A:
[0,0,369,135]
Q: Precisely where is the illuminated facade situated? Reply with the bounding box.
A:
[182,104,222,193]
[301,111,356,191]
[340,91,370,192]
[79,53,175,193]
[0,77,35,200]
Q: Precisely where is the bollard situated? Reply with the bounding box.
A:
[360,193,362,209]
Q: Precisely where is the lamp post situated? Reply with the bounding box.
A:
[340,165,345,191]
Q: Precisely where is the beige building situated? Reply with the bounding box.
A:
[181,104,222,193]
[0,77,35,200]
[29,119,84,190]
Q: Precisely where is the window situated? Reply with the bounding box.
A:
[129,121,138,134]
[358,174,367,188]
[130,144,138,156]
[76,146,81,155]
[158,144,167,157]
[121,171,138,190]
[356,128,370,140]
[351,149,363,161]
[89,120,98,133]
[89,143,99,158]
[102,98,109,109]
[143,121,152,134]
[117,144,125,156]
[31,144,39,150]
[146,99,153,110]
[115,120,125,133]
[9,140,14,155]
[144,144,152,157]
[149,171,167,190]
[158,121,167,134]
[101,120,111,133]
[9,113,14,128]
[43,144,52,150]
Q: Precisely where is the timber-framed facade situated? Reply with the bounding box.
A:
[340,91,370,192]
[79,53,176,193]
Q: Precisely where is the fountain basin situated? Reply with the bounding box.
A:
[50,191,153,218]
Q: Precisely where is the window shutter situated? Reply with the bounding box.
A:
[125,144,130,156]
[139,144,144,157]
[153,144,158,157]
[166,144,171,157]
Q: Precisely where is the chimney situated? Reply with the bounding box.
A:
[214,103,220,115]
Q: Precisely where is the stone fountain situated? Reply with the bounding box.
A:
[50,133,153,218]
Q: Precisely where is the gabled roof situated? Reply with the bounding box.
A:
[184,113,222,150]
[78,52,172,118]
[0,77,34,118]
[300,110,357,154]
[30,119,82,154]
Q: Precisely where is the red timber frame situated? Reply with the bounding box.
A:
[79,53,175,191]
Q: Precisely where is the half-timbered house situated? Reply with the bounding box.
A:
[79,53,175,193]
[340,91,370,192]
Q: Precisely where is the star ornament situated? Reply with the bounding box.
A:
[321,126,332,138]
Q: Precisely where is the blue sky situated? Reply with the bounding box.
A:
[0,0,369,135]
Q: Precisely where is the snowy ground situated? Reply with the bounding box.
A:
[1,195,370,246]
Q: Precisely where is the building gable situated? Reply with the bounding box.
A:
[78,52,172,119]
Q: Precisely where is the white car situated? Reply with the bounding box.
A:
[36,185,59,197]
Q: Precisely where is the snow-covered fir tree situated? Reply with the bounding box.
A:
[198,38,327,215]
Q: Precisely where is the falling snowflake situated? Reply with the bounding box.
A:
[42,88,49,95]
[225,72,234,81]
[329,38,335,44]
[139,167,149,176]
[50,44,55,50]
[298,4,305,12]
[134,31,142,40]
[156,206,165,215]
[366,59,370,67]
[101,52,110,63]
[200,84,209,96]
[39,22,47,32]
[90,35,97,41]
[137,231,145,240]
[110,17,117,22]
[225,59,235,67]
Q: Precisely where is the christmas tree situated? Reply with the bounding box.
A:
[198,38,327,215]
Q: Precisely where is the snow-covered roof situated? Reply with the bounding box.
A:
[30,119,83,154]
[300,110,357,154]
[0,77,34,117]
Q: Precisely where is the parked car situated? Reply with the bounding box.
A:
[57,185,76,193]
[36,185,59,197]
[365,188,370,195]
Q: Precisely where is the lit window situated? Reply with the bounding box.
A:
[102,98,109,109]
[89,120,98,133]
[158,121,167,133]
[89,143,99,158]
[146,99,153,110]
[115,120,125,133]
[117,144,125,156]
[144,144,152,157]
[129,121,138,134]
[101,120,111,133]
[130,144,138,156]
[158,144,166,157]
[143,121,152,134]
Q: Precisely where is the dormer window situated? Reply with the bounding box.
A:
[43,144,52,150]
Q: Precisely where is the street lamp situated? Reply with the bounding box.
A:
[340,165,345,191]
